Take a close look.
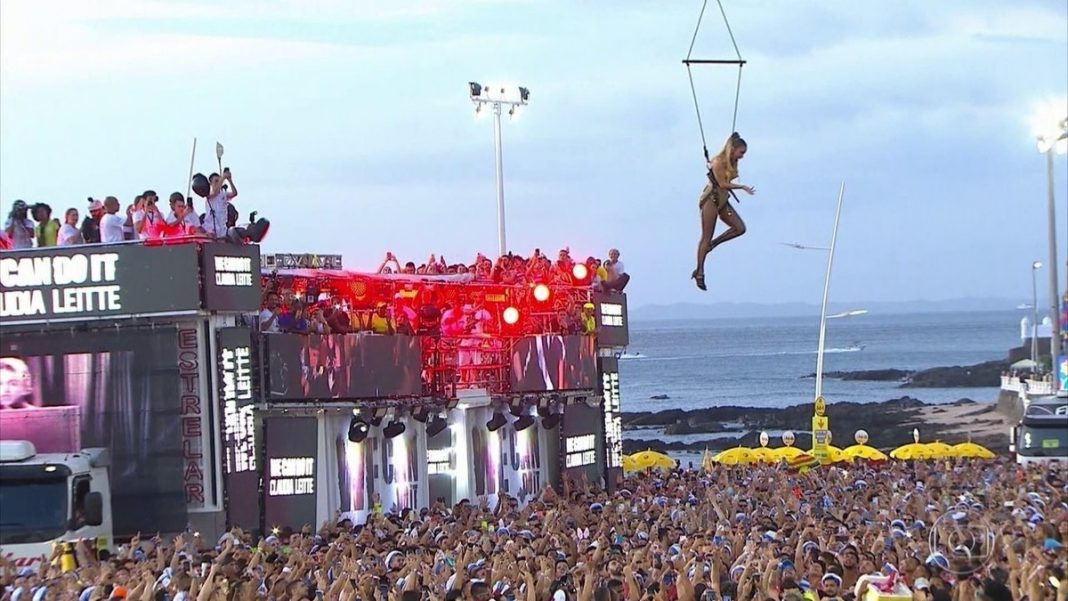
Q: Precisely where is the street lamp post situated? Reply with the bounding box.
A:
[781,184,847,462]
[1032,99,1067,390]
[468,82,530,257]
[814,183,847,403]
[1032,261,1043,370]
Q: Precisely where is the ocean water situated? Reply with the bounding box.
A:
[618,310,1021,414]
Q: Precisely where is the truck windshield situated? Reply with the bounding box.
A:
[1019,424,1068,457]
[0,473,69,544]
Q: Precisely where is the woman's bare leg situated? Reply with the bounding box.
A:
[695,197,720,280]
[709,201,746,251]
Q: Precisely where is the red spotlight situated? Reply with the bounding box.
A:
[503,306,520,325]
[533,283,550,303]
[572,263,589,281]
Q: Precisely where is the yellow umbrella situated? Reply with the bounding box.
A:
[923,441,955,459]
[811,445,846,463]
[772,446,807,462]
[628,449,677,471]
[622,454,642,473]
[951,442,995,459]
[748,447,779,464]
[824,445,846,463]
[841,444,889,462]
[890,442,936,461]
[713,447,753,465]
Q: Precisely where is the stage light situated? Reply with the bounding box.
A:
[445,398,459,410]
[533,283,550,303]
[370,406,388,426]
[412,406,430,423]
[348,417,369,443]
[541,414,561,430]
[503,307,520,325]
[513,414,535,431]
[572,263,589,281]
[519,87,530,102]
[426,415,448,437]
[486,411,508,432]
[509,398,526,418]
[383,420,406,439]
[469,82,483,98]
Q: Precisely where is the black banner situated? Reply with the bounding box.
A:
[561,401,604,487]
[600,356,623,493]
[509,335,598,392]
[217,327,260,531]
[592,292,629,348]
[201,243,263,312]
[263,416,318,531]
[0,243,263,326]
[218,328,256,474]
[266,334,423,400]
[0,328,187,536]
[0,245,201,324]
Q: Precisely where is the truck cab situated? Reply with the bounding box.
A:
[1010,395,1068,465]
[0,441,112,570]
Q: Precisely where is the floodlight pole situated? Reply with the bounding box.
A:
[470,83,529,257]
[493,103,506,258]
[1044,147,1062,389]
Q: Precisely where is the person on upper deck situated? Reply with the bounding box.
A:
[81,199,103,244]
[202,168,238,239]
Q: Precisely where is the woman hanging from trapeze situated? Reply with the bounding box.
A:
[692,132,755,291]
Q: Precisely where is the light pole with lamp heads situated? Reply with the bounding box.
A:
[1032,260,1043,370]
[1031,98,1067,390]
[468,82,530,258]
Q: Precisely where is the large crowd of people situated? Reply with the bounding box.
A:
[255,248,629,340]
[3,458,1065,601]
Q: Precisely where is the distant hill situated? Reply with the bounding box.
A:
[629,297,1020,321]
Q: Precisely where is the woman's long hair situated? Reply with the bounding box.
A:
[712,132,747,182]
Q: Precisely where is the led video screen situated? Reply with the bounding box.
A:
[266,334,423,400]
[509,334,598,392]
[0,328,187,536]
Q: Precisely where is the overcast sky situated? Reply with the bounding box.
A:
[1,0,1065,308]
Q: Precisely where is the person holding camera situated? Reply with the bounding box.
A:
[165,192,201,232]
[4,200,35,249]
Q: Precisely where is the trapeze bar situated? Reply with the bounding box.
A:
[682,59,747,65]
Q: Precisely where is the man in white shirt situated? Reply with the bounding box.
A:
[603,248,630,292]
[200,169,238,239]
[259,293,281,333]
[99,196,126,243]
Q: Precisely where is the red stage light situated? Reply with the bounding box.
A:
[503,307,520,325]
[533,283,550,303]
[572,263,589,280]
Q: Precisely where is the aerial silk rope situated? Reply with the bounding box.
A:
[683,0,745,161]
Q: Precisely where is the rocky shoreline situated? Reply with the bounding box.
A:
[800,360,1008,388]
[621,396,1010,456]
